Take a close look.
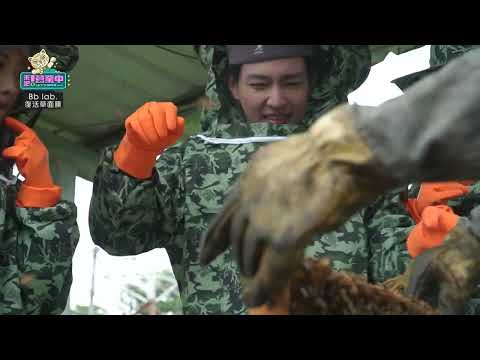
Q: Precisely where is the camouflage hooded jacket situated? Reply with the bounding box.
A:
[89,45,402,315]
[0,45,80,315]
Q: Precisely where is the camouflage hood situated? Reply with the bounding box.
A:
[9,45,79,125]
[196,45,371,139]
[392,45,478,91]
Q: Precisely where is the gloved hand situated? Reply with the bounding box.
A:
[405,213,480,315]
[2,117,61,208]
[407,205,460,258]
[114,102,185,179]
[200,105,397,307]
[406,181,472,222]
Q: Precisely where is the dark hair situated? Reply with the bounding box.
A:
[227,56,319,89]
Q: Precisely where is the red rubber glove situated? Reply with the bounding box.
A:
[407,205,460,258]
[114,102,185,179]
[2,117,61,208]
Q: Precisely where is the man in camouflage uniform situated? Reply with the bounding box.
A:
[0,45,80,314]
[201,46,480,314]
[89,45,378,314]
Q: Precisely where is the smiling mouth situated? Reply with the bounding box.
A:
[263,115,291,125]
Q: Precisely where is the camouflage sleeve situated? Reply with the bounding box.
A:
[364,188,415,284]
[89,145,183,256]
[14,200,79,314]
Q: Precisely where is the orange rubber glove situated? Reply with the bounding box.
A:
[405,181,473,222]
[114,102,185,179]
[407,205,460,258]
[405,181,472,258]
[2,117,61,208]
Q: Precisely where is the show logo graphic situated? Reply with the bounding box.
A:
[20,49,72,110]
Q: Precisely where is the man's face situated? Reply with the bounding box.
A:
[229,57,310,124]
[0,47,28,121]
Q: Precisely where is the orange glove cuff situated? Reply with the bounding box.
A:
[113,137,162,180]
[407,205,459,258]
[16,183,62,208]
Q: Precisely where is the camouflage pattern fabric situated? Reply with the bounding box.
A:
[0,179,79,314]
[431,45,478,66]
[89,45,375,314]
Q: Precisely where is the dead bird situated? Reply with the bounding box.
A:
[249,258,439,315]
